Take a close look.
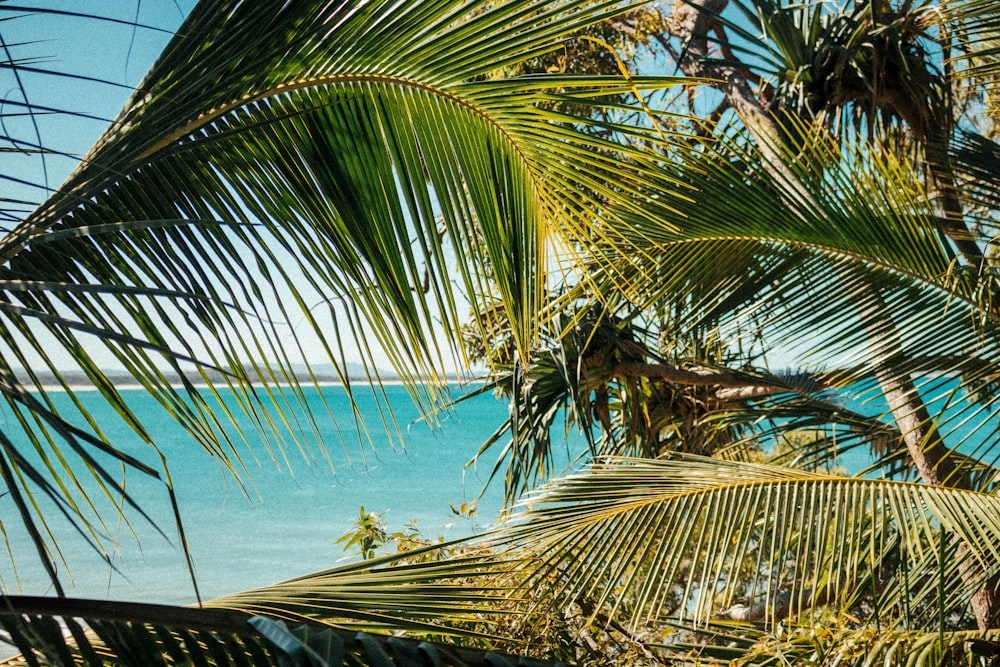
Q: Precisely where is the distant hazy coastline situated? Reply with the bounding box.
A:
[20,365,479,392]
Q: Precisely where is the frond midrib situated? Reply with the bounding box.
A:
[133,72,527,164]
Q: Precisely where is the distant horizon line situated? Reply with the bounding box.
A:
[10,367,491,390]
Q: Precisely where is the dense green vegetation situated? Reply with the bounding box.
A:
[4,0,1000,664]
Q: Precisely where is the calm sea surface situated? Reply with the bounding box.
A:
[3,377,996,607]
[0,384,536,605]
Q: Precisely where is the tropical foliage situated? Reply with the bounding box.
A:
[0,595,569,667]
[6,0,1000,665]
[0,0,680,594]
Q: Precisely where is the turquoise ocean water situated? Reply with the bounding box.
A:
[3,377,997,608]
[0,384,524,605]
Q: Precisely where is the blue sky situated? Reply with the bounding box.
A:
[2,3,194,222]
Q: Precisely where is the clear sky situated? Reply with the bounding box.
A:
[2,3,195,220]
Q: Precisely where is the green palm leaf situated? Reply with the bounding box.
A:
[578,119,1000,479]
[495,455,1000,629]
[0,0,688,592]
[0,595,564,666]
[197,455,1000,651]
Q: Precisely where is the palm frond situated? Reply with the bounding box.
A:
[0,0,690,589]
[494,456,1000,629]
[216,454,1000,652]
[576,117,1000,479]
[0,595,566,667]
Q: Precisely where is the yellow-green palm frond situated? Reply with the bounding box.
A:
[579,117,1000,481]
[194,455,1000,653]
[493,455,1000,630]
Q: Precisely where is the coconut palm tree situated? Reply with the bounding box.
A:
[421,0,1000,661]
[8,0,1000,665]
[0,0,688,662]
